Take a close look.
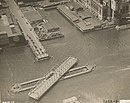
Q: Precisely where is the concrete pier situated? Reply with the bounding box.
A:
[6,0,49,61]
[28,57,78,100]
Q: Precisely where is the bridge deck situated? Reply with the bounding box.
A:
[28,57,78,100]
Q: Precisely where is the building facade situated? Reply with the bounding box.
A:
[108,0,130,25]
[0,7,26,47]
[75,0,109,20]
[75,0,130,25]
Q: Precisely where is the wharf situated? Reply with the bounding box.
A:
[20,6,64,41]
[38,0,69,10]
[28,57,78,100]
[57,5,112,33]
[61,64,95,80]
[33,17,64,41]
[76,21,94,32]
[7,0,49,61]
[57,5,79,24]
[115,24,130,30]
[57,5,93,32]
[39,34,64,41]
[11,64,95,93]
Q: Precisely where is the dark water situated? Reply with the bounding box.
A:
[0,9,130,103]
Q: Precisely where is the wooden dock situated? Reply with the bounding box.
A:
[28,57,78,100]
[60,65,95,80]
[11,64,95,93]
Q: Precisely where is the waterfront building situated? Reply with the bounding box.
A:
[74,0,130,25]
[0,0,8,8]
[74,0,109,20]
[0,31,9,46]
[0,7,26,47]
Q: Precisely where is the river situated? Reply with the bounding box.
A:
[0,9,130,103]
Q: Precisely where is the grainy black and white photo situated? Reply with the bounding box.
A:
[0,0,130,103]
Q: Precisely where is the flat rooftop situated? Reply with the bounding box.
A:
[77,21,94,31]
[0,24,12,36]
[57,5,79,22]
[43,17,59,30]
[0,7,22,37]
[21,6,43,22]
